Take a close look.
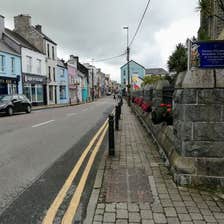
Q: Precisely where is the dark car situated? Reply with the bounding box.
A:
[0,94,32,116]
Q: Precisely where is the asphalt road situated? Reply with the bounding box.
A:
[0,97,114,224]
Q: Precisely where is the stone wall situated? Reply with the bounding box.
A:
[131,70,224,188]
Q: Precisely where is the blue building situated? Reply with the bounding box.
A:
[0,40,22,95]
[56,59,69,104]
[120,60,145,92]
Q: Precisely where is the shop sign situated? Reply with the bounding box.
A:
[23,74,47,84]
[191,41,224,69]
[0,77,17,84]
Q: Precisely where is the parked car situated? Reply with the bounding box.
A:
[0,94,32,116]
[106,91,112,96]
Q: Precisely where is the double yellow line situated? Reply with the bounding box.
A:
[42,119,108,224]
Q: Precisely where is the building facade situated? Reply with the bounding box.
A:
[0,42,22,95]
[120,60,145,92]
[4,28,47,106]
[13,14,58,105]
[56,59,69,104]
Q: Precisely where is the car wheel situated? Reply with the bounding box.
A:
[7,107,13,116]
[26,105,31,113]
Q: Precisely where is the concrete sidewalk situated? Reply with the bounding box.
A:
[84,102,224,224]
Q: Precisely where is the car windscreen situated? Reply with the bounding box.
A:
[0,95,12,103]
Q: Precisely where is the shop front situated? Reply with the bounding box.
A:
[22,73,47,106]
[0,76,20,95]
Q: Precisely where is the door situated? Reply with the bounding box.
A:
[0,83,8,95]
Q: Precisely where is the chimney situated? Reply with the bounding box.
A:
[14,14,31,31]
[35,24,42,33]
[0,15,5,39]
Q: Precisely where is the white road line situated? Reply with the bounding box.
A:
[66,113,77,117]
[82,108,88,112]
[32,120,55,128]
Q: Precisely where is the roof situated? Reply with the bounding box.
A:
[78,62,89,75]
[57,58,67,68]
[0,39,20,56]
[145,68,168,75]
[5,28,41,53]
[33,26,57,45]
[120,60,145,69]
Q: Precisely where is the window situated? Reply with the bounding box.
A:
[11,57,15,73]
[60,86,66,100]
[47,44,50,58]
[59,68,64,78]
[26,56,32,73]
[0,55,5,72]
[48,66,51,81]
[37,59,41,74]
[36,84,43,102]
[124,79,126,84]
[53,67,56,81]
[23,84,31,101]
[123,70,126,77]
[8,84,17,94]
[49,86,53,101]
[52,46,55,60]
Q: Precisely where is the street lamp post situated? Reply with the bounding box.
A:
[123,26,131,106]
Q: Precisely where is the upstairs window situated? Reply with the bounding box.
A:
[53,67,56,81]
[0,55,5,72]
[37,59,41,74]
[48,66,51,81]
[52,46,55,60]
[11,57,15,73]
[47,43,50,58]
[26,56,32,73]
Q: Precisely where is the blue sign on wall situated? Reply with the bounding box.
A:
[191,41,224,69]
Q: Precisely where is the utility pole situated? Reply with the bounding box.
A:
[123,26,131,106]
[91,59,94,101]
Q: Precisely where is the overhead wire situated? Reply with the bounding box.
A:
[92,52,126,63]
[129,0,151,47]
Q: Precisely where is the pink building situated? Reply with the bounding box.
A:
[67,60,79,104]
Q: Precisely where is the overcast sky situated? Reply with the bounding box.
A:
[1,0,200,82]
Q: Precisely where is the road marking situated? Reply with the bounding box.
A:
[66,113,77,117]
[82,108,88,112]
[42,119,108,224]
[32,120,55,128]
[62,124,108,224]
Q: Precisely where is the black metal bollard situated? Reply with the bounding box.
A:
[108,114,115,156]
[117,103,121,120]
[115,106,119,131]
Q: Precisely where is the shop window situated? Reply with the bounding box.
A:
[11,58,15,73]
[31,85,36,102]
[60,86,66,100]
[36,84,43,102]
[23,84,31,101]
[0,55,5,72]
[8,84,17,95]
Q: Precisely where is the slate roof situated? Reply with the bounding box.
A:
[145,68,168,75]
[5,28,41,53]
[0,39,20,56]
[57,58,67,68]
[33,26,57,45]
[120,60,145,69]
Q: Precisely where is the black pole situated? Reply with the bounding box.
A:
[108,114,115,156]
[115,106,119,131]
